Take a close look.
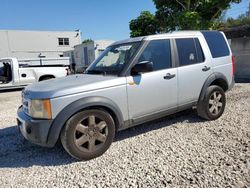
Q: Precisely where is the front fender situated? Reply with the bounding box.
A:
[46,96,124,147]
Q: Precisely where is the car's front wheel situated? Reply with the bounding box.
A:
[197,85,226,120]
[60,109,115,160]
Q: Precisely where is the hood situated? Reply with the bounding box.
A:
[24,74,126,99]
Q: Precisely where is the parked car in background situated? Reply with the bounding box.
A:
[0,57,70,90]
[17,31,234,160]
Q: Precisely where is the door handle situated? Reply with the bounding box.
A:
[164,73,176,80]
[202,66,211,72]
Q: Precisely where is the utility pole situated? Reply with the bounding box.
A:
[246,2,250,17]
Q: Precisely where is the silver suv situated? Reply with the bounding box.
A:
[17,31,235,160]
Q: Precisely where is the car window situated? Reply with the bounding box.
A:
[176,38,204,66]
[194,38,205,63]
[202,31,230,58]
[138,39,172,71]
[86,42,141,75]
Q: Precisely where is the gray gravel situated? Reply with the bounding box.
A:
[0,84,250,188]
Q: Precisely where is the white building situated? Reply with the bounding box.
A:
[64,40,114,72]
[0,30,82,59]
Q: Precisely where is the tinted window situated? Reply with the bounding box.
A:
[194,38,205,62]
[202,31,230,58]
[176,38,203,66]
[138,39,172,71]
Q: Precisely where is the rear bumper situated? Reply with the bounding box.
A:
[228,76,235,91]
[17,106,54,147]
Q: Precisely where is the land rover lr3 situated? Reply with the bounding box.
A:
[17,31,235,160]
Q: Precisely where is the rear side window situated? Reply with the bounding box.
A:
[176,38,204,66]
[194,38,205,63]
[202,31,230,58]
[138,39,172,71]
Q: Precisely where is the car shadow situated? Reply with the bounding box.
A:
[0,126,77,168]
[0,109,205,168]
[115,109,205,142]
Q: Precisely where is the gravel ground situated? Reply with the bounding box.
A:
[0,84,249,188]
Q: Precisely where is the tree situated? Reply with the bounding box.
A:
[129,0,241,37]
[82,39,94,44]
[129,11,159,37]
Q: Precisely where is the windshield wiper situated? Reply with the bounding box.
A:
[86,70,107,75]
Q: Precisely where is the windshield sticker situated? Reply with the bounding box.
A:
[115,45,132,51]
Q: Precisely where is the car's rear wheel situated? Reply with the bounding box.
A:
[197,85,226,120]
[60,109,115,160]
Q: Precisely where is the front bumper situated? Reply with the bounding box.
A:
[17,106,54,147]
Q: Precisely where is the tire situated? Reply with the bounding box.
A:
[60,109,116,160]
[197,85,226,120]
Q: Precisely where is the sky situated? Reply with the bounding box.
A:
[0,0,249,41]
[226,0,249,19]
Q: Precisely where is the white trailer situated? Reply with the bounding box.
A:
[0,57,70,90]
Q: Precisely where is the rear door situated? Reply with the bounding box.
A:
[175,37,213,105]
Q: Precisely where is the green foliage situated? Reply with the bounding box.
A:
[178,11,202,30]
[129,11,159,37]
[82,39,94,44]
[129,0,242,37]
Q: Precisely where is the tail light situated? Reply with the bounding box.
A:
[232,55,235,76]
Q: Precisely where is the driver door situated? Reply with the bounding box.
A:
[126,39,178,123]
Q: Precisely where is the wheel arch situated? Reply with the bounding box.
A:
[199,72,229,102]
[46,96,124,147]
[39,74,55,81]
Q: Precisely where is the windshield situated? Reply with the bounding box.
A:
[86,42,141,76]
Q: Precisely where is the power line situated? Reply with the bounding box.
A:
[247,2,250,16]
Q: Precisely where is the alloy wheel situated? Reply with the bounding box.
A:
[74,115,108,152]
[208,91,223,116]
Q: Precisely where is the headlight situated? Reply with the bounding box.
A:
[29,99,52,119]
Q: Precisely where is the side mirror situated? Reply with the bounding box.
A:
[131,61,153,75]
